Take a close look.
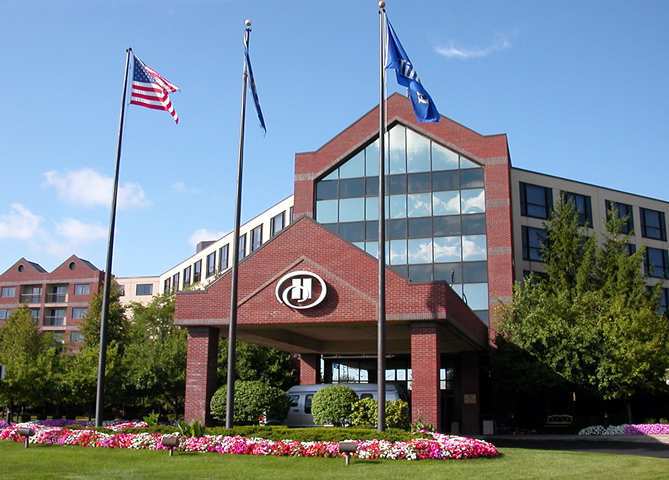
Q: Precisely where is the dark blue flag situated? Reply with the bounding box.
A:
[244,38,266,133]
[385,18,440,123]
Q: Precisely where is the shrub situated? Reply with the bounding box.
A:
[350,398,410,429]
[311,385,358,426]
[210,380,290,424]
[142,412,160,426]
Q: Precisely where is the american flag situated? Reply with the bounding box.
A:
[130,55,180,124]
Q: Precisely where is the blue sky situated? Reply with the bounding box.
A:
[1,0,668,276]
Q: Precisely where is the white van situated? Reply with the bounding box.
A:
[284,383,402,427]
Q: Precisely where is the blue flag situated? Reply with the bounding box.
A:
[244,38,266,133]
[385,18,440,123]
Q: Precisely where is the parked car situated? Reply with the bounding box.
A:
[285,383,402,427]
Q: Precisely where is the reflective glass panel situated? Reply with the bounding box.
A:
[339,198,365,222]
[408,238,433,264]
[339,151,365,178]
[461,189,485,213]
[434,236,462,262]
[463,283,488,310]
[432,142,459,170]
[389,125,406,174]
[408,193,432,217]
[462,235,487,261]
[406,128,430,172]
[390,239,407,265]
[389,195,407,219]
[316,200,338,223]
[433,191,460,215]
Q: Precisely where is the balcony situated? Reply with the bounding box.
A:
[19,294,41,304]
[44,316,66,327]
[45,292,67,303]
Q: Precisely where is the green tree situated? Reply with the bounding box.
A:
[0,307,60,419]
[499,201,669,422]
[217,341,296,391]
[123,293,187,416]
[80,281,129,347]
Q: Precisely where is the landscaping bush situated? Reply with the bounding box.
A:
[311,385,358,426]
[350,398,410,429]
[210,380,290,424]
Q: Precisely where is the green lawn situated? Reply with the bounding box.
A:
[0,441,667,479]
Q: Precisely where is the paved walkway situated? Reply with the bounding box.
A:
[480,434,669,459]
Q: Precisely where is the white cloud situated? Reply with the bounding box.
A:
[435,34,511,60]
[43,168,148,209]
[55,218,107,243]
[0,203,42,240]
[188,228,225,248]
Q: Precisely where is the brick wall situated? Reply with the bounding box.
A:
[410,323,440,430]
[298,354,320,384]
[184,327,219,424]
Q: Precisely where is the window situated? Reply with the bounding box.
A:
[238,234,247,259]
[206,251,216,278]
[163,278,171,294]
[640,208,667,241]
[219,245,229,272]
[520,182,553,219]
[29,308,40,322]
[522,226,547,262]
[72,307,88,320]
[135,283,153,296]
[52,332,65,345]
[660,288,669,315]
[251,225,263,252]
[74,284,90,296]
[645,248,669,279]
[270,212,285,237]
[20,286,41,303]
[289,207,294,224]
[562,191,593,226]
[118,285,125,296]
[0,287,16,298]
[70,331,84,344]
[193,260,202,283]
[183,266,192,288]
[44,308,65,326]
[0,310,9,320]
[172,273,180,291]
[605,200,634,234]
[304,394,313,414]
[288,395,299,408]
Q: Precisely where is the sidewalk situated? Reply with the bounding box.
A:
[481,434,669,445]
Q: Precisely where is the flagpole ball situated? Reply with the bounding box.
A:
[379,1,385,9]
[245,19,252,29]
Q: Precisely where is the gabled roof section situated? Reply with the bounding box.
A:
[0,257,46,276]
[51,255,101,275]
[175,216,488,349]
[295,93,509,182]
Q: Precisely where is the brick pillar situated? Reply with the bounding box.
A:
[410,323,441,431]
[298,353,320,384]
[461,351,480,434]
[184,327,219,425]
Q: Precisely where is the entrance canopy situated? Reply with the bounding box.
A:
[174,217,489,354]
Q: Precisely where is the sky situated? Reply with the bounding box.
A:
[0,0,668,276]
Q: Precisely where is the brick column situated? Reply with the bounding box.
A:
[461,351,480,434]
[298,353,320,384]
[410,323,441,431]
[184,327,219,425]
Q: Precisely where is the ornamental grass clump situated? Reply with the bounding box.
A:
[311,385,358,426]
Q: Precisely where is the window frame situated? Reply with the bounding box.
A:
[251,225,263,252]
[640,207,667,241]
[193,260,202,283]
[74,284,91,296]
[270,212,285,237]
[219,244,229,272]
[183,266,192,288]
[645,247,669,279]
[206,251,217,278]
[0,286,16,298]
[562,191,593,227]
[135,283,153,296]
[522,226,547,262]
[520,182,553,220]
[605,200,634,235]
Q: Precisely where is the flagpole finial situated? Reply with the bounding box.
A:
[378,1,385,10]
[244,19,252,30]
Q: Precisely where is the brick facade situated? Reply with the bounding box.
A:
[298,354,320,384]
[184,326,219,424]
[0,255,104,350]
[410,323,441,430]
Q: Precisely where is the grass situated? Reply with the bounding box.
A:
[1,442,668,480]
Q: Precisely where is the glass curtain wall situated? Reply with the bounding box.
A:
[315,124,489,323]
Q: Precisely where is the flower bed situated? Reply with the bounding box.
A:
[578,424,669,436]
[0,422,499,461]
